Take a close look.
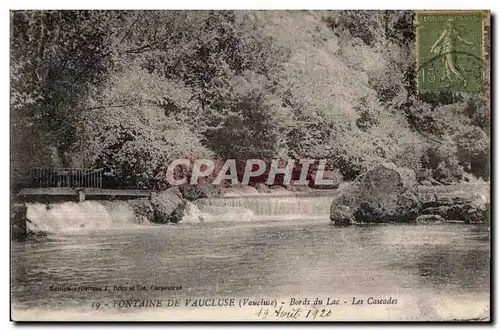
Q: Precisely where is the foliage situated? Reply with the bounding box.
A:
[420,141,463,184]
[322,10,489,183]
[75,66,213,188]
[454,126,490,180]
[10,10,490,191]
[181,184,224,201]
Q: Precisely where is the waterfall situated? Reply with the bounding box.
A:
[190,196,333,222]
[26,201,145,234]
[25,194,335,232]
[181,201,255,223]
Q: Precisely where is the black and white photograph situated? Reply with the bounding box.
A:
[9,9,491,321]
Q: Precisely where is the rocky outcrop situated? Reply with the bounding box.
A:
[330,163,421,224]
[415,214,445,224]
[150,188,186,224]
[420,192,489,224]
[330,163,490,225]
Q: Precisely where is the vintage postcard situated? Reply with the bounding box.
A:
[10,10,491,322]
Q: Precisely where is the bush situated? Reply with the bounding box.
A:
[74,66,214,189]
[463,96,490,132]
[433,159,464,184]
[11,10,490,192]
[180,184,223,201]
[323,11,383,46]
[421,143,463,184]
[454,126,490,180]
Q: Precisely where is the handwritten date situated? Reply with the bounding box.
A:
[255,306,332,320]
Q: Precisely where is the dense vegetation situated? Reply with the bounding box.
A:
[11,10,490,191]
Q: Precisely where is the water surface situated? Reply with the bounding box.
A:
[11,220,490,320]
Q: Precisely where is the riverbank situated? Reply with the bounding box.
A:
[328,163,489,226]
[12,164,490,240]
[16,182,488,233]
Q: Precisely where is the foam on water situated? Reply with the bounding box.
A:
[26,195,334,234]
[26,201,146,234]
[181,201,255,223]
[182,196,332,223]
[197,196,331,218]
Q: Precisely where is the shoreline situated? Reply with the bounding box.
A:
[12,181,490,241]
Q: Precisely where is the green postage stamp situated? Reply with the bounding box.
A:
[416,10,488,94]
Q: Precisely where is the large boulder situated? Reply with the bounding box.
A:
[330,205,354,226]
[150,188,186,224]
[330,163,421,224]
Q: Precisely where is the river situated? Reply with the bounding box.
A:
[11,198,490,321]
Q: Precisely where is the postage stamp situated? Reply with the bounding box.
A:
[415,10,488,94]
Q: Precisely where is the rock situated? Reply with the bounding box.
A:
[269,184,284,189]
[255,183,271,193]
[330,162,421,224]
[150,188,186,224]
[330,204,354,226]
[11,203,27,241]
[237,186,259,195]
[429,178,442,186]
[268,185,289,193]
[422,196,460,209]
[421,206,448,217]
[285,182,312,192]
[420,193,489,224]
[353,202,387,223]
[422,204,486,224]
[484,202,491,224]
[127,198,154,223]
[415,214,445,224]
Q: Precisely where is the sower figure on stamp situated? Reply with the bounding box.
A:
[430,18,473,87]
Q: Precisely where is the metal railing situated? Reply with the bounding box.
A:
[33,168,103,189]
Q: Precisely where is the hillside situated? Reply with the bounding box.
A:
[10,10,490,190]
